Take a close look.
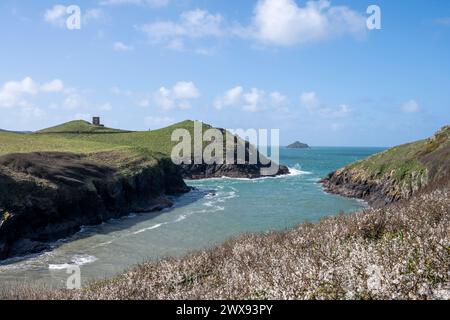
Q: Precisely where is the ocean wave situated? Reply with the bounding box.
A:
[287,167,313,176]
[48,254,98,270]
[133,223,165,235]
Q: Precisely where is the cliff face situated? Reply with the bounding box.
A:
[322,126,450,206]
[181,163,289,179]
[177,124,290,179]
[0,152,189,260]
[180,138,289,179]
[321,166,429,207]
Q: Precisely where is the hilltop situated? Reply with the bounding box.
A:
[322,125,450,206]
[37,120,129,134]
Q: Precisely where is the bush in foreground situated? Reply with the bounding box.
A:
[2,184,449,300]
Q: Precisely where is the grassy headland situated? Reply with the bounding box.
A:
[322,126,450,205]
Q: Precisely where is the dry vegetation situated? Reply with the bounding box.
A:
[2,178,448,300]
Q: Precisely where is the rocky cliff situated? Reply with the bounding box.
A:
[180,135,289,179]
[321,126,450,207]
[0,151,189,260]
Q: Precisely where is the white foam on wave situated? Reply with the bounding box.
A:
[204,201,215,207]
[217,191,237,202]
[287,167,313,176]
[133,223,165,235]
[174,214,187,222]
[48,263,72,270]
[48,254,98,270]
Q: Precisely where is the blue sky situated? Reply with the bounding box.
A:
[0,0,449,146]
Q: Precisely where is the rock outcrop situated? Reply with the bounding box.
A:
[287,141,309,149]
[181,163,289,179]
[178,125,290,179]
[321,167,428,207]
[0,152,189,260]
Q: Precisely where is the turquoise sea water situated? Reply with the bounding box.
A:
[0,147,384,287]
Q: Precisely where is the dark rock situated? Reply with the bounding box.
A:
[179,134,290,179]
[287,141,309,149]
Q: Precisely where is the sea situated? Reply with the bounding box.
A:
[0,147,384,287]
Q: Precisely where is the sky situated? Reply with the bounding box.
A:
[0,0,449,147]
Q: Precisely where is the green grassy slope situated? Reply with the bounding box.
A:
[347,125,450,182]
[0,120,219,170]
[45,120,225,156]
[0,131,126,155]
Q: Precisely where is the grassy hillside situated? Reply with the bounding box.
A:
[1,119,252,158]
[48,120,222,156]
[0,131,126,155]
[348,125,449,181]
[0,121,166,173]
[323,125,450,204]
[0,120,204,158]
[0,120,239,173]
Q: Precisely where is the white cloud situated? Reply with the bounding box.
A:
[401,100,420,113]
[41,79,64,92]
[300,91,351,118]
[0,77,64,108]
[242,88,265,112]
[300,91,321,111]
[44,5,67,27]
[138,0,366,50]
[140,9,224,47]
[113,42,134,51]
[100,0,169,7]
[243,0,367,46]
[270,91,288,108]
[44,5,105,28]
[171,81,200,100]
[153,81,200,110]
[215,86,288,112]
[214,86,243,110]
[144,116,174,129]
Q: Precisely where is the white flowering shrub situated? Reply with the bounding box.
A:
[2,184,449,300]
